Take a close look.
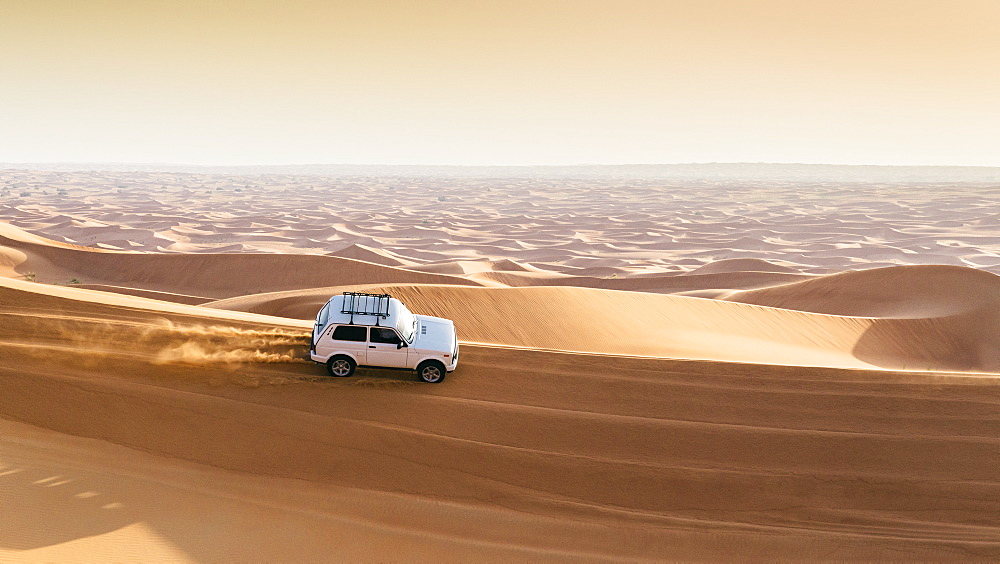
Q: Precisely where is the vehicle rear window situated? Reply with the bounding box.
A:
[331,325,367,342]
[315,303,330,329]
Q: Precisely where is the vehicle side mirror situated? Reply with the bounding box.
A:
[397,342,406,349]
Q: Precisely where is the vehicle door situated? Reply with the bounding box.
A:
[366,326,410,368]
[327,325,368,363]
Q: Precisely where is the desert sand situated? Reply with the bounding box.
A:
[1,168,999,561]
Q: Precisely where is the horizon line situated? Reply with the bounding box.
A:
[5,161,1000,169]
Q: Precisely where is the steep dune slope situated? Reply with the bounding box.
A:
[1,276,999,560]
[728,265,1000,370]
[392,284,1000,372]
[207,284,874,369]
[206,277,1000,372]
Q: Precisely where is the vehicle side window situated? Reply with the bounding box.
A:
[331,325,367,342]
[370,327,402,345]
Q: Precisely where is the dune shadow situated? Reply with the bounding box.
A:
[0,441,336,560]
[851,317,983,372]
[0,465,136,551]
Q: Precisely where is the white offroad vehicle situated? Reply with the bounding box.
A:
[310,292,459,383]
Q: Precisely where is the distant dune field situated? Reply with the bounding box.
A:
[1,169,999,561]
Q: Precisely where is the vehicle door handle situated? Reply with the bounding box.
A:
[369,346,375,348]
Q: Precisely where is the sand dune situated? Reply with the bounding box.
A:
[205,278,999,372]
[0,223,479,299]
[468,268,813,292]
[1,169,999,560]
[327,243,417,267]
[3,170,998,278]
[1,277,998,560]
[729,264,1000,318]
[73,284,214,305]
[686,257,801,274]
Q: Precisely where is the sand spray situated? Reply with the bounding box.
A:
[0,312,311,365]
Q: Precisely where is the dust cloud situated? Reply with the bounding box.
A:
[0,311,311,366]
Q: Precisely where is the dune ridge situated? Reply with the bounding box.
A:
[0,222,480,299]
[202,268,1000,373]
[728,264,1000,317]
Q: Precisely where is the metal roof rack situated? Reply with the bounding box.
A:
[341,291,392,325]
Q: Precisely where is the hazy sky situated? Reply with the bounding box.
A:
[2,0,998,166]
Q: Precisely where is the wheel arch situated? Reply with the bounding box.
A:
[319,350,361,364]
[414,355,447,369]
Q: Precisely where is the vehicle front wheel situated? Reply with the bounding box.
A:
[327,355,356,377]
[417,360,446,383]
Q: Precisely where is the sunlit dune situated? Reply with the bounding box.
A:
[1,170,999,560]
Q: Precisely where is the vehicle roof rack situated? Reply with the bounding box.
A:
[341,291,392,325]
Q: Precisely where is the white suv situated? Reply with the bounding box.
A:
[310,292,459,383]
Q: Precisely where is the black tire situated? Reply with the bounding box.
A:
[416,360,446,383]
[326,355,356,377]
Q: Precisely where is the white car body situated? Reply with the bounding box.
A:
[310,293,459,380]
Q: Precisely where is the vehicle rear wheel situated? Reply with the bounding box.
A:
[327,355,356,377]
[417,360,446,383]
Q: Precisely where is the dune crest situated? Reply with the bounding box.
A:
[327,243,414,267]
[728,264,1000,318]
[686,257,801,275]
[0,222,480,298]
